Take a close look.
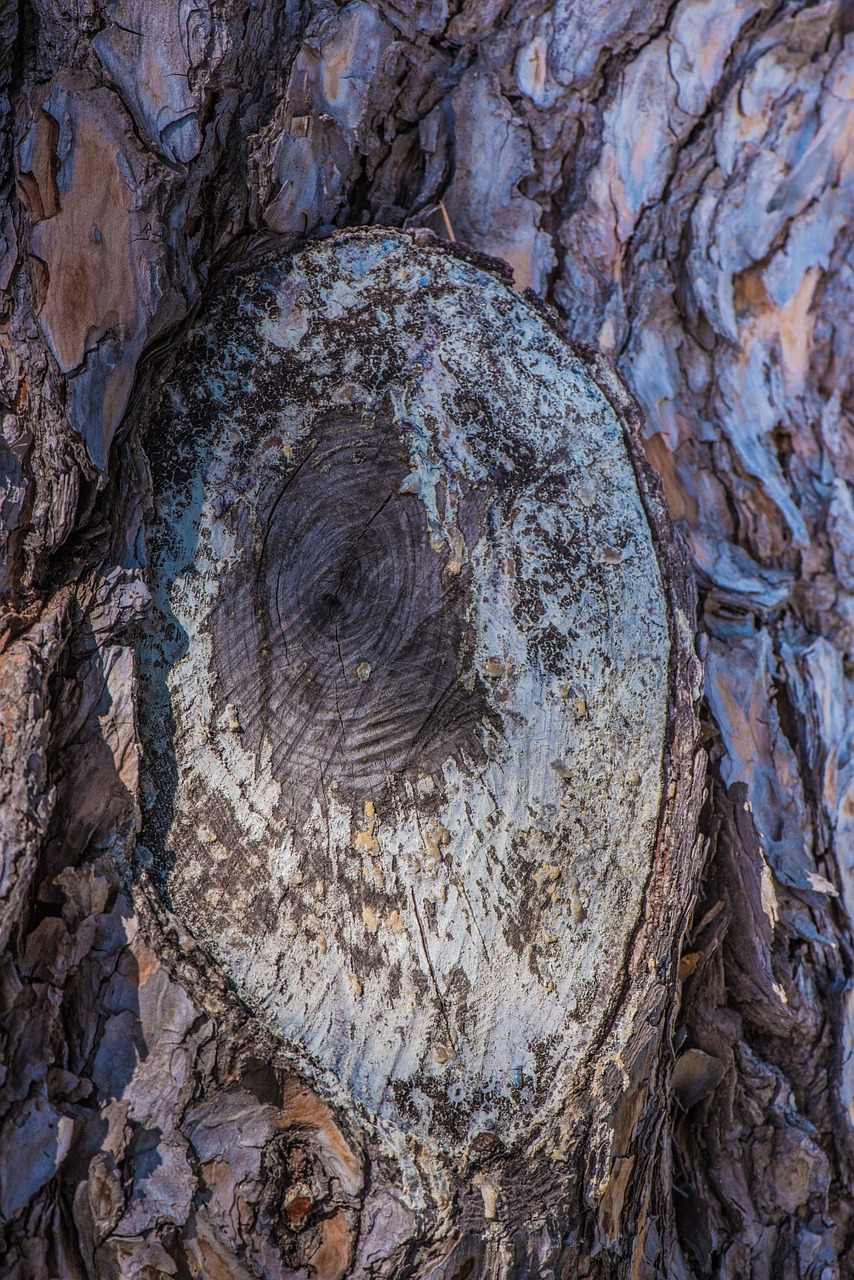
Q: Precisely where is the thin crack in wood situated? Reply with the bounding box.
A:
[136,228,678,1162]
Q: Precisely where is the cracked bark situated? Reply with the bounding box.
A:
[1,0,853,1277]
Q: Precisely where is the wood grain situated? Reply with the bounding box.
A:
[212,406,491,808]
[137,229,685,1169]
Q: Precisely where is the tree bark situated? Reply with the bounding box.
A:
[1,1,852,1278]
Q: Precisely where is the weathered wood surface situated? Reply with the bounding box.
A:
[135,228,692,1171]
[1,0,854,1275]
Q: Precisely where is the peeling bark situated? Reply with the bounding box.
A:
[2,0,854,1276]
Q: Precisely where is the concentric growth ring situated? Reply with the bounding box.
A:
[211,410,489,807]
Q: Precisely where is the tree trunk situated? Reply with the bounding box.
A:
[0,1,851,1278]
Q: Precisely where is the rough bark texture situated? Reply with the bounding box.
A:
[0,0,852,1277]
